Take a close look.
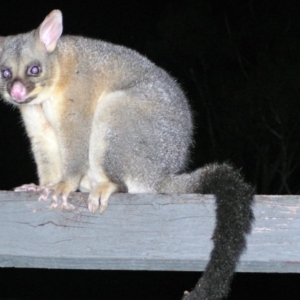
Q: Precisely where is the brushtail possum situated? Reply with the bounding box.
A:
[0,10,254,300]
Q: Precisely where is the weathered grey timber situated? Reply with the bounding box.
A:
[0,191,299,272]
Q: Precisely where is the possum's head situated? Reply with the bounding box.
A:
[0,10,63,105]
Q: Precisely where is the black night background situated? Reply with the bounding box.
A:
[0,0,300,299]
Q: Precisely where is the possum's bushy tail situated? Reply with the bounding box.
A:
[161,163,254,300]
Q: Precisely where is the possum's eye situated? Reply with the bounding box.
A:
[1,69,11,79]
[27,66,41,76]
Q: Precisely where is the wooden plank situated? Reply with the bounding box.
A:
[0,191,299,272]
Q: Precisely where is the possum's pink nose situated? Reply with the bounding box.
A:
[10,81,27,101]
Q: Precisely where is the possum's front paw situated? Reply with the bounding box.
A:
[16,182,76,210]
[88,182,118,214]
[46,182,76,210]
[14,183,52,201]
[14,183,43,192]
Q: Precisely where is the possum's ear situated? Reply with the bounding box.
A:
[38,9,63,52]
